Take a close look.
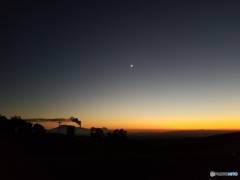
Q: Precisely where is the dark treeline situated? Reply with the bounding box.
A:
[0,114,45,136]
[90,127,128,141]
[0,114,128,141]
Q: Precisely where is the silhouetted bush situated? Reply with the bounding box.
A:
[32,123,46,135]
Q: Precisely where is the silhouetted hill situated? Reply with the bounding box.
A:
[200,131,240,142]
[128,130,237,139]
[47,125,110,136]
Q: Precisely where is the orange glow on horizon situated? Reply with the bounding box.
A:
[37,116,240,131]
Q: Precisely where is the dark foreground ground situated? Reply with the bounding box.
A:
[1,132,240,180]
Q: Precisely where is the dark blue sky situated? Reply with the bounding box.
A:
[1,0,240,129]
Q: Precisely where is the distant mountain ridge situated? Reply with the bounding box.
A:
[200,131,240,142]
[128,130,240,139]
[47,127,240,139]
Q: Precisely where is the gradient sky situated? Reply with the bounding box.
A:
[1,0,240,130]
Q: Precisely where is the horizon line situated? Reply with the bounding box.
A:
[47,126,240,132]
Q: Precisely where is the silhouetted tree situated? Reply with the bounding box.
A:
[10,116,32,135]
[67,126,75,138]
[0,114,11,135]
[32,123,46,135]
[0,114,7,121]
[107,129,127,141]
[90,127,105,139]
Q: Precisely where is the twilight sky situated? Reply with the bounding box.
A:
[1,0,240,130]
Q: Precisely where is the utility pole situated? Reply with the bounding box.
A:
[58,121,61,133]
